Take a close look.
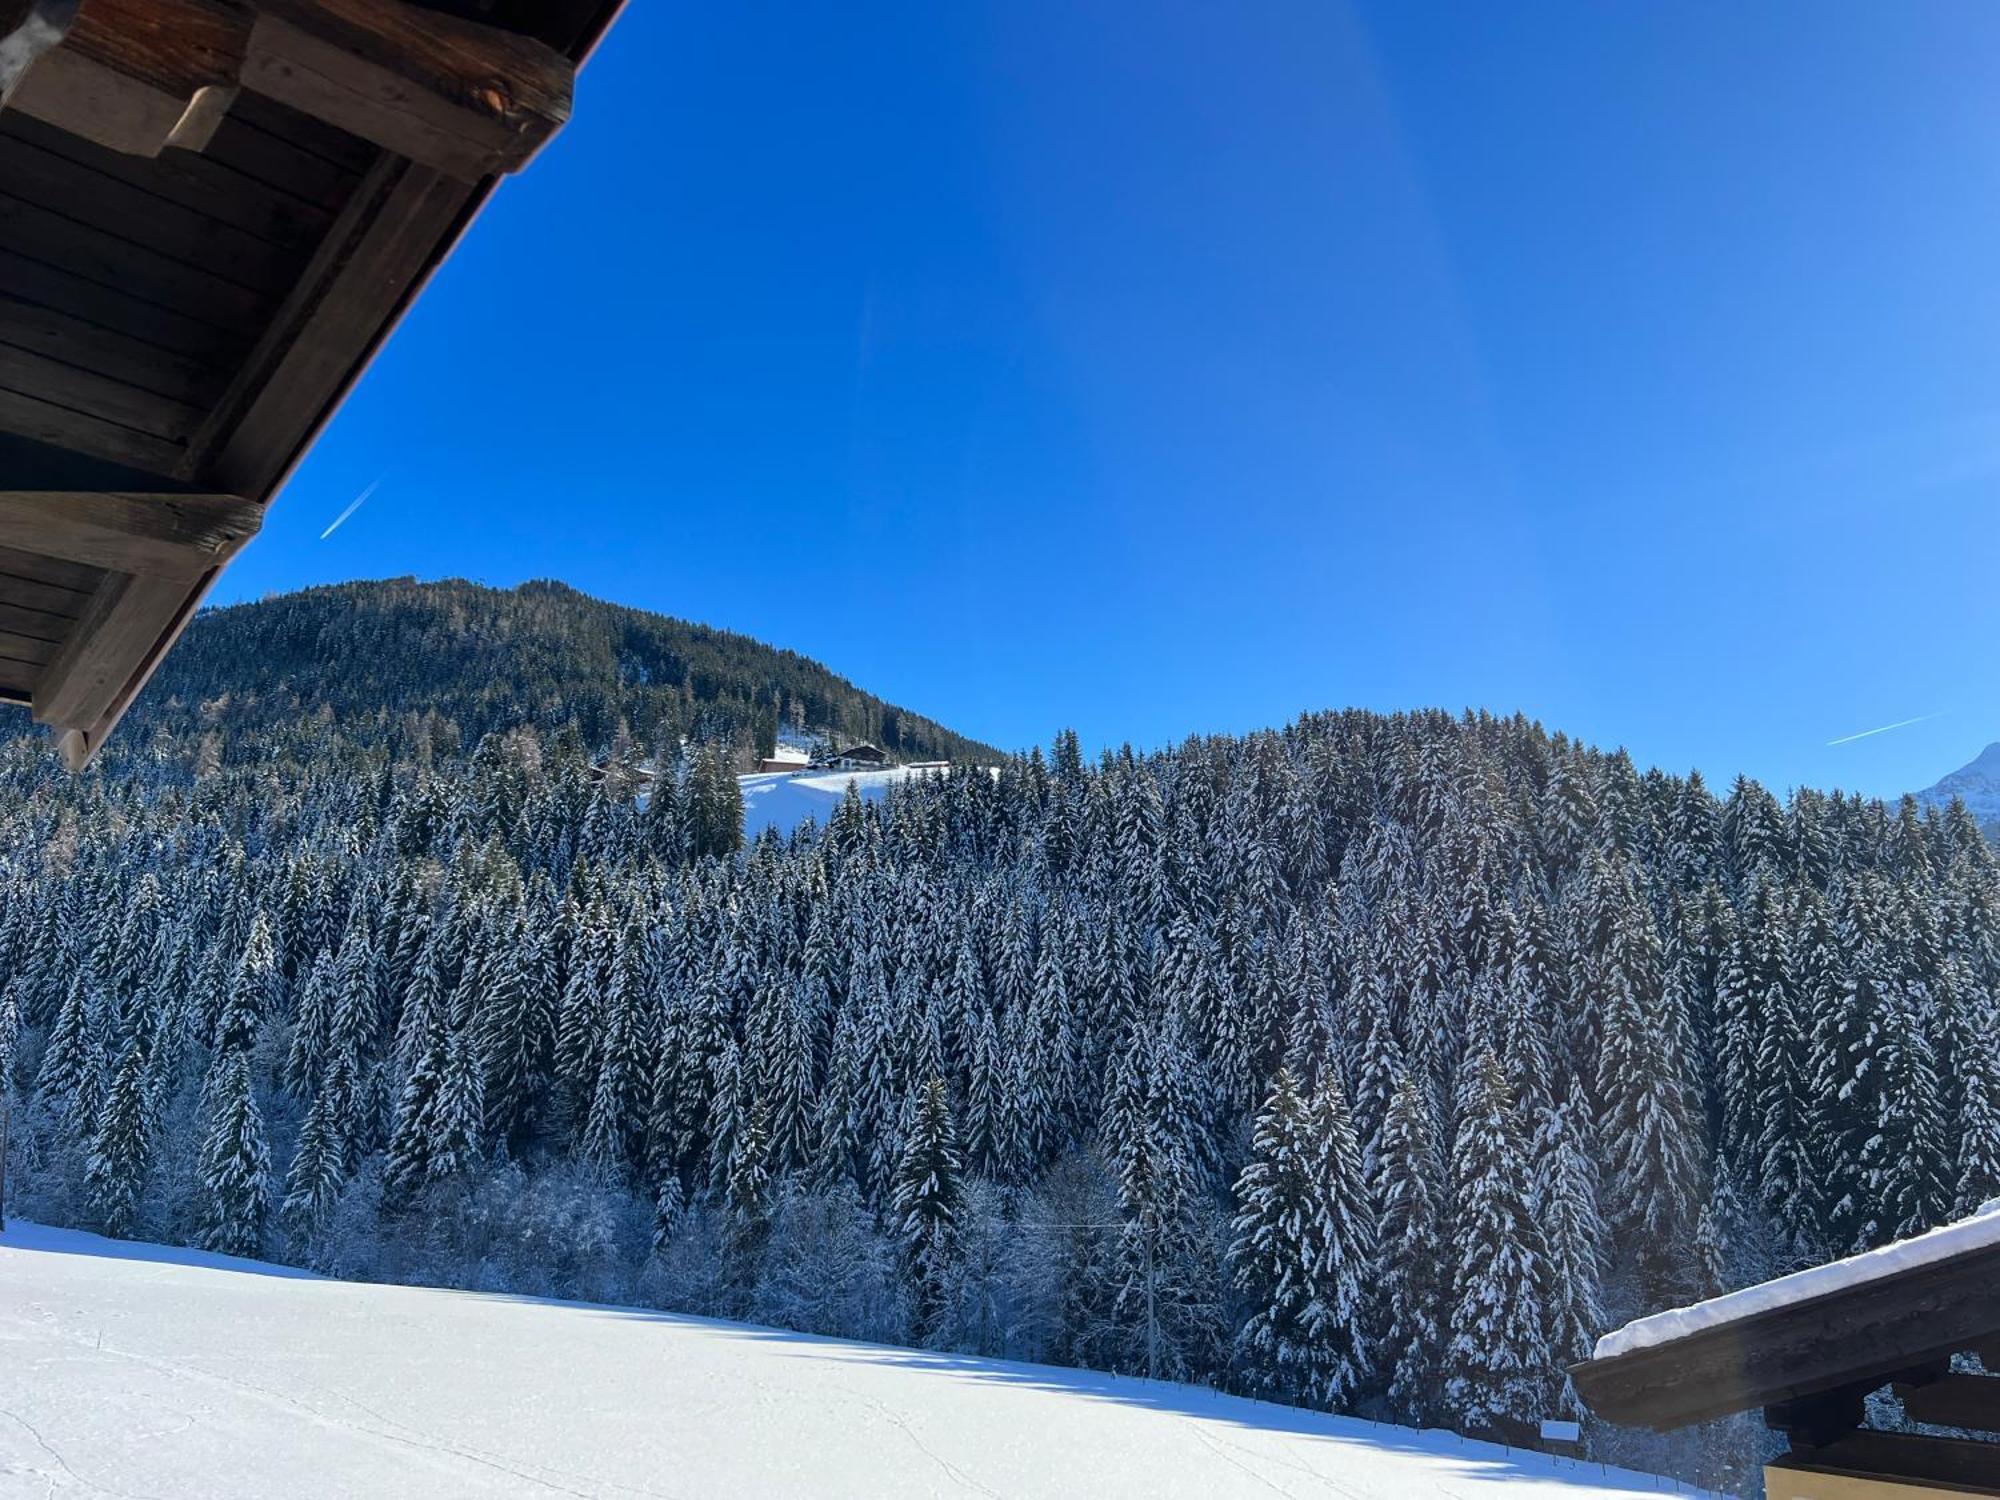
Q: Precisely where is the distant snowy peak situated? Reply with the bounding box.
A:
[1914,741,2000,829]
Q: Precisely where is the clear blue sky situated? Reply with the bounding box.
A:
[217,0,2000,798]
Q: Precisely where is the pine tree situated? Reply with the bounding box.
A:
[1375,1069,1448,1426]
[1594,900,1699,1294]
[1956,987,2000,1214]
[1858,978,1951,1246]
[1442,1048,1550,1439]
[215,911,277,1057]
[86,1037,155,1239]
[1229,1068,1375,1410]
[428,1026,486,1184]
[198,1051,271,1258]
[283,1051,356,1239]
[384,1006,447,1202]
[1532,1091,1604,1412]
[724,1095,775,1300]
[35,967,104,1131]
[890,1077,963,1344]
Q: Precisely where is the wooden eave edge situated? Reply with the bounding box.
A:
[3,0,576,180]
[0,0,624,769]
[0,492,261,768]
[1568,1237,2000,1431]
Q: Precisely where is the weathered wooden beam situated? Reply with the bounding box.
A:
[0,490,259,579]
[185,152,474,494]
[1897,1372,2000,1434]
[1778,1429,2000,1494]
[243,0,571,181]
[30,565,185,728]
[1764,1382,1870,1448]
[1571,1241,2000,1432]
[47,558,218,767]
[3,0,244,156]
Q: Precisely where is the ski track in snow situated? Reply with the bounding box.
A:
[1,1222,1704,1499]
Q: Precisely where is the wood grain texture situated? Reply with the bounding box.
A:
[0,341,203,439]
[0,292,226,406]
[245,0,572,181]
[0,624,55,662]
[0,128,298,293]
[0,489,259,578]
[31,565,184,725]
[0,247,242,366]
[3,0,244,156]
[1897,1372,2000,1434]
[55,0,244,96]
[202,106,361,210]
[0,653,37,697]
[0,538,102,593]
[0,383,185,471]
[192,152,474,493]
[0,110,337,247]
[0,188,270,329]
[1778,1430,2000,1493]
[0,595,76,637]
[1570,1241,2000,1431]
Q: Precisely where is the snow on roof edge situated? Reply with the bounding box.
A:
[1592,1197,2000,1362]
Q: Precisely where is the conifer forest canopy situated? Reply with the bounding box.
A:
[3,581,1996,1495]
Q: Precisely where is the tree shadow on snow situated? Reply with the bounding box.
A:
[442,1294,1705,1497]
[0,1220,321,1280]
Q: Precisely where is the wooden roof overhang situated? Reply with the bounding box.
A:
[1573,1234,2000,1495]
[0,0,623,767]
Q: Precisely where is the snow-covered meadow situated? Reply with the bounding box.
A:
[739,766,946,840]
[0,1222,1702,1499]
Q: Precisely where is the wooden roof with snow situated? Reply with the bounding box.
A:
[1572,1203,2000,1495]
[0,0,622,767]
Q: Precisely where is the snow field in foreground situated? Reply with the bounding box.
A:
[0,1222,1705,1499]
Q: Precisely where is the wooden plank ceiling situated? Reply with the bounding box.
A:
[0,0,619,767]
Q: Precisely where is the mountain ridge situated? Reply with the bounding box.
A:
[1913,740,2000,836]
[119,576,1004,767]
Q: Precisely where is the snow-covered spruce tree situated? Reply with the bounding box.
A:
[283,1050,356,1242]
[1442,1047,1551,1439]
[428,1026,486,1185]
[35,967,104,1134]
[383,1006,448,1204]
[1857,976,1952,1247]
[1105,1025,1223,1382]
[86,1037,155,1239]
[1955,983,2000,1215]
[214,910,278,1058]
[197,1050,271,1258]
[1229,1067,1375,1410]
[1531,1090,1604,1415]
[1374,1068,1447,1426]
[723,1094,775,1302]
[1306,1070,1378,1409]
[890,1077,962,1344]
[1593,895,1699,1301]
[284,949,335,1100]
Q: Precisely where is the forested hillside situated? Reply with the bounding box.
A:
[130,577,1002,766]
[3,595,1997,1495]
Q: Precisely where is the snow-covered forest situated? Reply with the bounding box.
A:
[4,611,1997,1492]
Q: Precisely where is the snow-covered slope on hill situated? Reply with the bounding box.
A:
[0,1223,1693,1499]
[740,766,944,840]
[1914,741,2000,833]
